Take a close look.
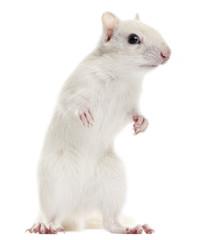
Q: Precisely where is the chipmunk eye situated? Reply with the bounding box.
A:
[128,34,140,44]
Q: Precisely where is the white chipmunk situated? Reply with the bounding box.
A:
[27,12,171,234]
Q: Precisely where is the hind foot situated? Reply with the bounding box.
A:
[126,224,143,234]
[126,224,154,234]
[142,224,155,234]
[26,222,64,234]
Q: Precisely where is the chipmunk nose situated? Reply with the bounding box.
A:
[160,46,171,63]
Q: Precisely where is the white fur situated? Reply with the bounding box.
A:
[28,12,170,234]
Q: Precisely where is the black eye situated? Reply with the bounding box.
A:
[128,34,140,44]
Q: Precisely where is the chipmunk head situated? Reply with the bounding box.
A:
[100,12,171,71]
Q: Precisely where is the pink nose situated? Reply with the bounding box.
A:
[160,47,171,63]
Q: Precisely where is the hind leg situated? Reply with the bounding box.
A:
[97,152,143,234]
[97,151,154,234]
[96,152,125,233]
[27,152,78,234]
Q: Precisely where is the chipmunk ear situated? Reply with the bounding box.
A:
[102,12,120,42]
[135,13,140,21]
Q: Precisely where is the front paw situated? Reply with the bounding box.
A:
[77,107,94,127]
[133,115,148,135]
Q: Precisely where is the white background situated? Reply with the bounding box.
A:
[0,0,219,240]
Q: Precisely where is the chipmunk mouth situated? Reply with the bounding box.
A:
[140,64,158,68]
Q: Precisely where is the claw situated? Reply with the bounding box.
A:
[79,109,94,127]
[142,224,155,234]
[26,223,64,234]
[126,225,143,234]
[133,115,148,135]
